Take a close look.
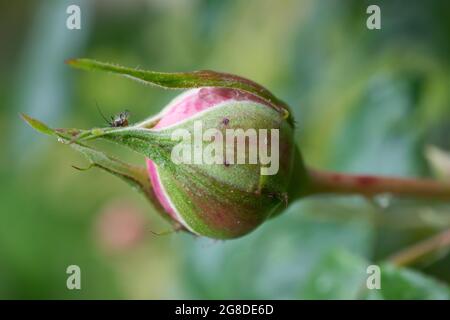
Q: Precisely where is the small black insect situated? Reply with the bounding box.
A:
[97,103,130,127]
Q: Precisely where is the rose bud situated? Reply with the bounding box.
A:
[144,87,300,238]
[22,59,450,240]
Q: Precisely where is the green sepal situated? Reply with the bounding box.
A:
[20,113,180,227]
[66,58,292,124]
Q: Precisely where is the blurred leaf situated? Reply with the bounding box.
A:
[426,145,450,181]
[180,199,374,299]
[299,249,450,299]
[298,249,368,299]
[365,263,450,300]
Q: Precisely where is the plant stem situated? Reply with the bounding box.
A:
[388,229,450,267]
[307,167,450,200]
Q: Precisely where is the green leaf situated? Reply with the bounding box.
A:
[180,200,375,299]
[298,248,450,299]
[298,249,369,299]
[426,145,450,181]
[65,58,292,122]
[365,263,450,300]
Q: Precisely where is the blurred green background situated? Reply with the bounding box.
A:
[1,0,449,299]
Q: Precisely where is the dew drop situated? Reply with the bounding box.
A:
[373,194,392,209]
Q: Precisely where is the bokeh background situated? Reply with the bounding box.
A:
[1,0,450,299]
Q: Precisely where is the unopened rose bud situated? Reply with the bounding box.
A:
[145,87,301,238]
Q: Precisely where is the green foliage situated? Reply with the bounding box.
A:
[366,264,450,300]
[299,250,450,300]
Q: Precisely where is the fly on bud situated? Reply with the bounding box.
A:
[96,103,130,128]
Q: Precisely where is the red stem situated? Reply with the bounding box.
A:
[307,168,450,200]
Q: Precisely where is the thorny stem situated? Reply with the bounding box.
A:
[306,168,450,201]
[388,229,450,267]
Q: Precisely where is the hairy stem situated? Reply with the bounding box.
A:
[306,167,450,200]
